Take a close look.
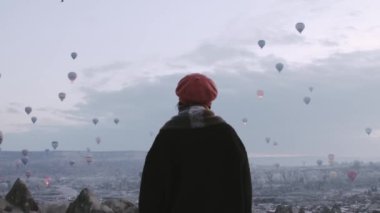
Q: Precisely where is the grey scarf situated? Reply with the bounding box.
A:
[161,105,225,129]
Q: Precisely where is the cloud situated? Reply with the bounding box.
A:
[178,43,255,66]
[82,61,131,78]
[53,50,377,155]
[176,41,291,76]
[5,44,376,151]
[319,39,340,47]
[77,58,187,93]
[304,49,380,82]
[8,102,23,107]
[6,107,19,114]
[4,51,380,157]
[368,129,380,140]
[348,10,361,17]
[4,27,380,154]
[175,30,380,84]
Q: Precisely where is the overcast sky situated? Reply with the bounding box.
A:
[1,0,380,160]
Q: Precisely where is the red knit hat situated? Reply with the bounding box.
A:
[176,73,218,107]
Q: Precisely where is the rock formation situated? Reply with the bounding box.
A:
[275,204,293,213]
[66,188,113,213]
[102,198,138,213]
[5,178,39,212]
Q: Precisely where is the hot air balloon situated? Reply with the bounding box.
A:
[316,160,323,166]
[0,131,3,144]
[68,72,77,83]
[25,107,32,115]
[22,149,28,156]
[86,147,91,152]
[273,141,278,146]
[25,171,32,179]
[21,156,29,165]
[71,52,77,60]
[309,86,314,92]
[274,163,280,169]
[303,96,311,105]
[242,118,248,125]
[31,116,37,124]
[114,118,119,124]
[295,22,305,34]
[92,118,99,125]
[44,176,52,187]
[96,137,101,145]
[51,141,58,150]
[365,127,372,135]
[275,63,284,73]
[258,40,265,49]
[257,90,264,99]
[58,92,66,101]
[85,155,93,164]
[69,161,75,166]
[265,137,271,143]
[347,170,357,182]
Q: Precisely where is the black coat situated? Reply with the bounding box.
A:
[139,106,252,213]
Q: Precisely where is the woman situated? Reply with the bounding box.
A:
[139,73,252,213]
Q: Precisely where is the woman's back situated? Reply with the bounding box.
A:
[138,73,252,213]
